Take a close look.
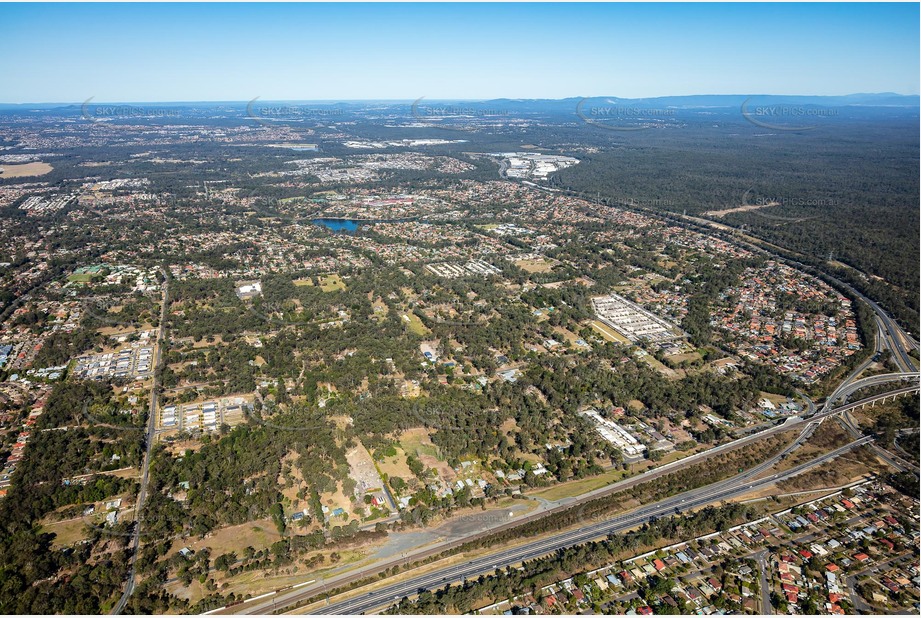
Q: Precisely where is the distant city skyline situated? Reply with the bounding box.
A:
[1,2,918,103]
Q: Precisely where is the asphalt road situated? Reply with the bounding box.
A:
[309,437,872,615]
[752,549,772,615]
[843,552,915,614]
[824,371,920,413]
[839,410,919,475]
[113,268,169,615]
[203,187,921,614]
[219,387,916,615]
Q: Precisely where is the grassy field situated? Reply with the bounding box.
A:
[590,320,630,344]
[319,274,346,292]
[759,391,790,405]
[627,399,645,412]
[553,326,583,346]
[43,517,92,548]
[96,323,153,336]
[293,277,314,287]
[400,428,440,459]
[401,312,429,336]
[514,258,556,273]
[213,549,368,601]
[528,466,630,502]
[371,298,389,321]
[167,517,282,559]
[641,353,681,379]
[666,351,703,365]
[374,445,416,485]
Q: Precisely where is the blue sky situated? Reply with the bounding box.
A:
[1,3,918,103]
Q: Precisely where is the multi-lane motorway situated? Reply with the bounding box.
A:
[201,186,921,615]
[309,437,873,615]
[219,386,916,615]
[839,408,919,475]
[824,371,919,412]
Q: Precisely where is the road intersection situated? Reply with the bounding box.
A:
[223,386,915,615]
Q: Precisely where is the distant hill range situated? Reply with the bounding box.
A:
[0,93,917,112]
[455,93,920,114]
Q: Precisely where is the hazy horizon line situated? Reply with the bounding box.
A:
[2,92,919,106]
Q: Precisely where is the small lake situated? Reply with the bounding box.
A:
[312,218,360,232]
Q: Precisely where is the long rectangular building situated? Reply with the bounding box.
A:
[581,409,646,458]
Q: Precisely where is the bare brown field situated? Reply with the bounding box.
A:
[0,162,53,177]
[375,446,415,485]
[167,518,282,559]
[514,258,556,273]
[43,517,91,548]
[703,200,779,218]
[590,319,630,344]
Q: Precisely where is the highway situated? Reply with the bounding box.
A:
[538,183,918,372]
[850,296,917,373]
[221,388,917,615]
[823,371,920,413]
[113,268,169,615]
[839,409,919,475]
[206,182,921,615]
[308,437,873,615]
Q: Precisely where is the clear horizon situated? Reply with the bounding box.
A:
[1,3,918,103]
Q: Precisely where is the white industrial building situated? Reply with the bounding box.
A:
[581,409,647,459]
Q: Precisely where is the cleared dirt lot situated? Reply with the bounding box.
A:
[703,200,778,218]
[514,257,556,273]
[374,445,416,486]
[348,443,385,493]
[590,319,630,344]
[0,161,53,177]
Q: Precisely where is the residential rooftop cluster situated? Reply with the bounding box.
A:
[72,338,155,381]
[478,478,918,617]
[0,389,48,498]
[158,395,251,435]
[19,193,76,215]
[581,408,647,460]
[714,262,861,383]
[426,260,503,278]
